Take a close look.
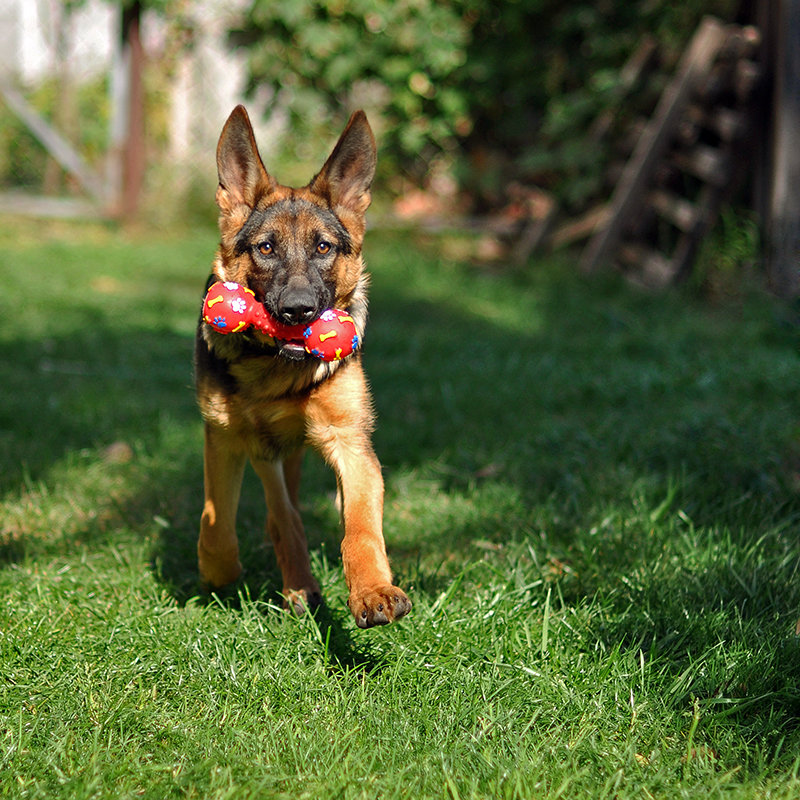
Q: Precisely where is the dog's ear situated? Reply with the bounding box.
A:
[216,105,275,212]
[308,111,377,215]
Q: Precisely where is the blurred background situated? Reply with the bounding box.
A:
[0,0,795,294]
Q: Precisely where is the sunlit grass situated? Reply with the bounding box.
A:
[1,219,800,799]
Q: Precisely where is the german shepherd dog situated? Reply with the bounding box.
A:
[194,106,411,628]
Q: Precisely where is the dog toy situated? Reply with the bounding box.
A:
[202,281,360,361]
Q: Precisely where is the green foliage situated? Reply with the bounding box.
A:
[459,0,739,207]
[691,207,762,298]
[231,0,470,181]
[1,220,800,797]
[232,0,740,205]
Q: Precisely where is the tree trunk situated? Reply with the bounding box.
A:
[120,1,145,220]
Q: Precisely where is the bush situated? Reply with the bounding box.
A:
[230,0,469,185]
[232,0,739,208]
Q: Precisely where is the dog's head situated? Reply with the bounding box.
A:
[212,106,376,358]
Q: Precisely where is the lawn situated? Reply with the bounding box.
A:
[1,218,799,799]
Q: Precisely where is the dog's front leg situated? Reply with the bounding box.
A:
[337,443,411,627]
[307,372,411,628]
[250,453,322,614]
[198,423,246,588]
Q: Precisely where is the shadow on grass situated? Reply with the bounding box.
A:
[0,327,197,494]
[366,264,800,539]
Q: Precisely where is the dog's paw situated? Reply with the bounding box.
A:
[198,550,243,589]
[349,586,411,628]
[283,586,323,616]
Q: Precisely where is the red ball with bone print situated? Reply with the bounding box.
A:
[302,309,359,361]
[202,281,360,362]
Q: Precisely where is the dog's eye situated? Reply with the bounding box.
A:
[257,242,273,256]
[316,241,332,255]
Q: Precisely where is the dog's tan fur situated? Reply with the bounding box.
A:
[194,106,410,627]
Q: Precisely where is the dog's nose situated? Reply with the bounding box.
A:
[278,289,318,326]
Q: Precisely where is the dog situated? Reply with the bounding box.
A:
[194,105,411,628]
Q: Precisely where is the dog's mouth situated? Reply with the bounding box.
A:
[254,301,312,361]
[276,340,308,361]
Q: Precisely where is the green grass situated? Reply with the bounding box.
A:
[1,218,800,799]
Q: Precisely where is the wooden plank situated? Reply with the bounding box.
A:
[681,105,748,143]
[550,205,610,249]
[617,243,676,288]
[670,144,731,186]
[721,25,761,59]
[580,17,729,273]
[647,190,698,232]
[0,82,107,205]
[734,60,762,102]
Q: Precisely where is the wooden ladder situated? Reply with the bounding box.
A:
[580,16,762,287]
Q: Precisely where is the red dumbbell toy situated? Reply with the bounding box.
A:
[202,281,360,362]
